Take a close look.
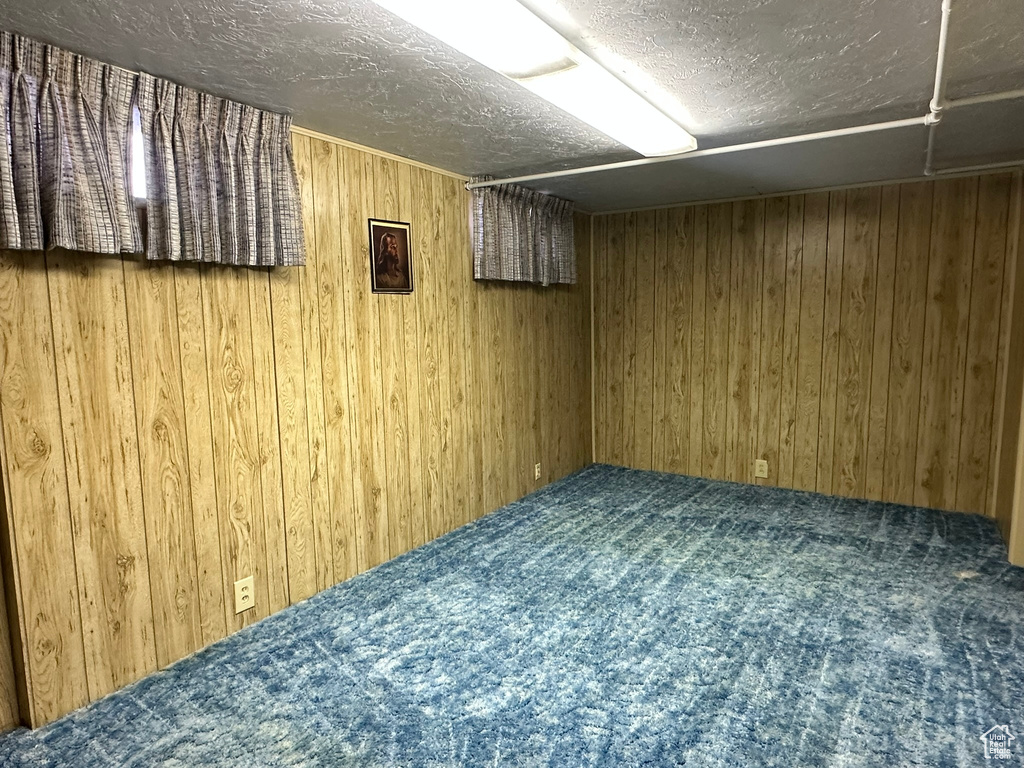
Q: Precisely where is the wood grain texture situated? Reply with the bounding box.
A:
[343,146,390,571]
[831,187,879,498]
[277,133,322,603]
[47,252,157,700]
[592,216,608,465]
[704,204,731,480]
[246,268,290,616]
[663,208,691,475]
[884,183,933,505]
[302,138,339,592]
[605,215,626,467]
[123,259,202,668]
[957,174,1011,514]
[793,193,829,491]
[316,149,360,583]
[269,256,317,603]
[778,196,804,488]
[816,191,846,496]
[620,213,638,467]
[437,174,459,533]
[995,173,1024,564]
[593,174,1018,518]
[0,252,88,726]
[201,266,271,634]
[400,166,427,545]
[172,267,227,647]
[993,174,1024,546]
[460,186,485,529]
[374,156,413,559]
[864,186,899,501]
[727,200,763,484]
[916,178,977,509]
[0,555,18,730]
[416,168,445,542]
[632,211,656,471]
[443,176,471,531]
[575,212,594,470]
[757,197,787,486]
[0,132,591,727]
[688,207,708,477]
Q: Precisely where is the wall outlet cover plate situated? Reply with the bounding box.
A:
[234,575,255,614]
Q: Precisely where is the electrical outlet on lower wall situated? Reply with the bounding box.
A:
[535,463,542,481]
[755,459,769,479]
[234,576,255,614]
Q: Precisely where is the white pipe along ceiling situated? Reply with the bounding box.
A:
[473,0,1024,196]
[1,0,1022,211]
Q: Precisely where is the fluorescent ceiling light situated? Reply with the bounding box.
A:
[372,0,697,157]
[520,57,697,157]
[375,0,575,80]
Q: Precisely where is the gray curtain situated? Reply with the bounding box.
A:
[0,30,305,266]
[137,72,305,266]
[0,30,142,253]
[471,181,575,286]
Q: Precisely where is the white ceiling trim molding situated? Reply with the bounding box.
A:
[290,125,469,181]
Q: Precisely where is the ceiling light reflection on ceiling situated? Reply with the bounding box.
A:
[372,0,697,157]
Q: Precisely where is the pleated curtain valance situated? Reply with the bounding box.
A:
[0,30,142,253]
[471,181,575,286]
[137,74,304,265]
[0,30,305,266]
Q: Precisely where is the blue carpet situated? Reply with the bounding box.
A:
[2,464,1023,767]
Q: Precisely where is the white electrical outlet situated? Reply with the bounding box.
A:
[234,575,255,614]
[755,459,769,479]
[535,463,542,480]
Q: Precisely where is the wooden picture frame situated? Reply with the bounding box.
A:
[368,218,413,294]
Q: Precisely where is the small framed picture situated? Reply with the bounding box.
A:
[368,218,413,294]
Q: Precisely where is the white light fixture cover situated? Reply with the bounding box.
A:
[374,0,575,79]
[372,0,697,157]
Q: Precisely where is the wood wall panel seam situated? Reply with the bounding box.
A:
[590,215,597,463]
[1008,178,1024,563]
[122,257,205,670]
[173,267,228,647]
[958,175,1012,514]
[34,251,91,720]
[120,258,161,672]
[0,252,90,724]
[864,186,899,502]
[47,252,158,700]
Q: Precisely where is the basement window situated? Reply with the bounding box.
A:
[131,106,146,204]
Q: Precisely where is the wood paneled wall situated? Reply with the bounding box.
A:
[593,173,1023,518]
[0,133,591,727]
[993,178,1024,563]
[0,554,18,731]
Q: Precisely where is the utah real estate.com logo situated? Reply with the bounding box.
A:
[980,726,1015,760]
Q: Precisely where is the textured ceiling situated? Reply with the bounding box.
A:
[1,0,1023,210]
